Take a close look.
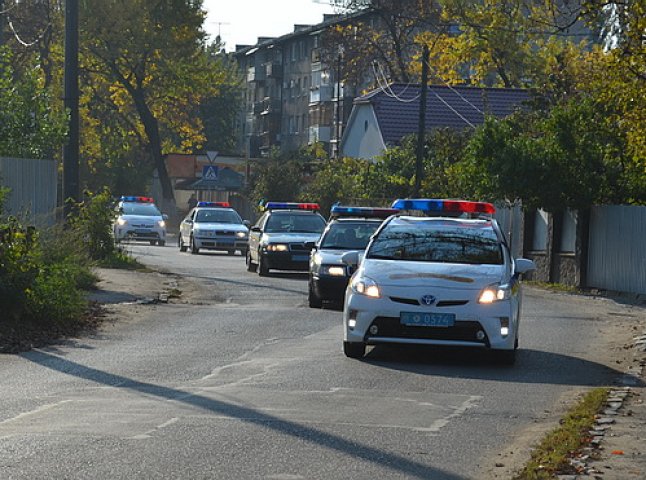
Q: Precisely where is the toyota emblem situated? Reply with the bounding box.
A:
[420,295,436,306]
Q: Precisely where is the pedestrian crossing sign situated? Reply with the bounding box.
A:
[202,165,219,180]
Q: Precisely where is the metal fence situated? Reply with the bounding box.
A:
[0,157,58,226]
[587,205,646,295]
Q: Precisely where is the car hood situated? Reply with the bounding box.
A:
[360,259,505,290]
[263,232,322,244]
[118,214,162,224]
[316,249,352,265]
[194,222,248,233]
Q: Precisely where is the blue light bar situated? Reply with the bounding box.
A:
[120,196,154,203]
[330,205,399,219]
[197,201,230,208]
[264,202,320,211]
[391,199,495,215]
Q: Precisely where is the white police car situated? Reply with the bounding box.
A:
[247,202,326,276]
[341,199,536,364]
[113,196,167,245]
[308,205,399,308]
[178,201,250,255]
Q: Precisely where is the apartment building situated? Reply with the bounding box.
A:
[234,13,363,159]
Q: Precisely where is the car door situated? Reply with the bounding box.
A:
[248,213,267,263]
[180,209,195,243]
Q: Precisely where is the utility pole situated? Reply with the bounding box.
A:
[335,46,343,159]
[63,0,80,215]
[414,45,429,198]
[0,0,5,47]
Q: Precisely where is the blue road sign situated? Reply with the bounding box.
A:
[202,165,219,180]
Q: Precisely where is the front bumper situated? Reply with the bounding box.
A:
[263,251,311,271]
[115,227,165,242]
[311,274,350,302]
[343,290,517,351]
[194,236,248,251]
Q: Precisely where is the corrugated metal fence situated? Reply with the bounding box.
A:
[587,205,646,295]
[0,157,58,226]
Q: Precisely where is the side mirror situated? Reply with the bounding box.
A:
[251,226,262,233]
[304,241,316,251]
[243,220,251,228]
[514,258,536,275]
[341,250,361,267]
[162,214,169,221]
[185,219,193,225]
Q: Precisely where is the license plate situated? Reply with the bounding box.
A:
[218,239,234,245]
[292,255,309,262]
[400,312,455,327]
[135,229,151,234]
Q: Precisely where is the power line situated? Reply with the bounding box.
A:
[424,59,485,117]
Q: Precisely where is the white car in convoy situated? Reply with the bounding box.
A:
[178,202,250,255]
[113,196,167,246]
[341,199,536,364]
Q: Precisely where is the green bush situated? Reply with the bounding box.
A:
[69,188,118,261]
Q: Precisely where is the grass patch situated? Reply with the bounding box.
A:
[514,387,610,479]
[97,249,147,270]
[526,281,581,294]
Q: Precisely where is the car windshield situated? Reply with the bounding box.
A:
[121,203,161,216]
[320,222,380,250]
[367,222,503,265]
[195,209,242,224]
[265,213,326,233]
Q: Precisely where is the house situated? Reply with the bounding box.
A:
[340,83,533,160]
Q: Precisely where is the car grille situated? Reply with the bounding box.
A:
[289,243,308,251]
[389,297,469,307]
[367,317,488,345]
[132,223,154,228]
[216,231,235,236]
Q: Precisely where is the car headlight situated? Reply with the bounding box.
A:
[158,220,166,228]
[351,275,380,298]
[236,231,247,238]
[266,244,289,252]
[117,218,127,226]
[478,284,511,304]
[321,265,347,276]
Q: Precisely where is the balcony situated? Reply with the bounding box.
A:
[247,66,266,83]
[265,62,283,79]
[309,125,331,144]
[260,97,281,115]
[310,85,333,104]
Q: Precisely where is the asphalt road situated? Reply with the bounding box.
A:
[0,239,635,480]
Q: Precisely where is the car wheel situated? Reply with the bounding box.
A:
[343,341,366,359]
[308,281,322,308]
[158,240,166,246]
[246,249,257,272]
[227,249,236,256]
[179,234,188,252]
[240,249,247,257]
[149,240,156,246]
[190,236,200,255]
[258,253,269,276]
[492,348,516,366]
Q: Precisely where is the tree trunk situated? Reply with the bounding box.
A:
[130,88,174,204]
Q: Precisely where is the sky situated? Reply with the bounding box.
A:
[202,0,338,51]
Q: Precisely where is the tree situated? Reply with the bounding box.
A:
[321,0,439,90]
[0,48,67,159]
[80,0,224,206]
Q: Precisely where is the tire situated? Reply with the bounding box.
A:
[343,341,366,359]
[308,281,323,308]
[246,249,256,272]
[492,348,517,366]
[190,236,200,255]
[158,240,166,246]
[258,253,269,276]
[149,240,156,246]
[227,249,236,256]
[240,249,248,257]
[179,234,188,252]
